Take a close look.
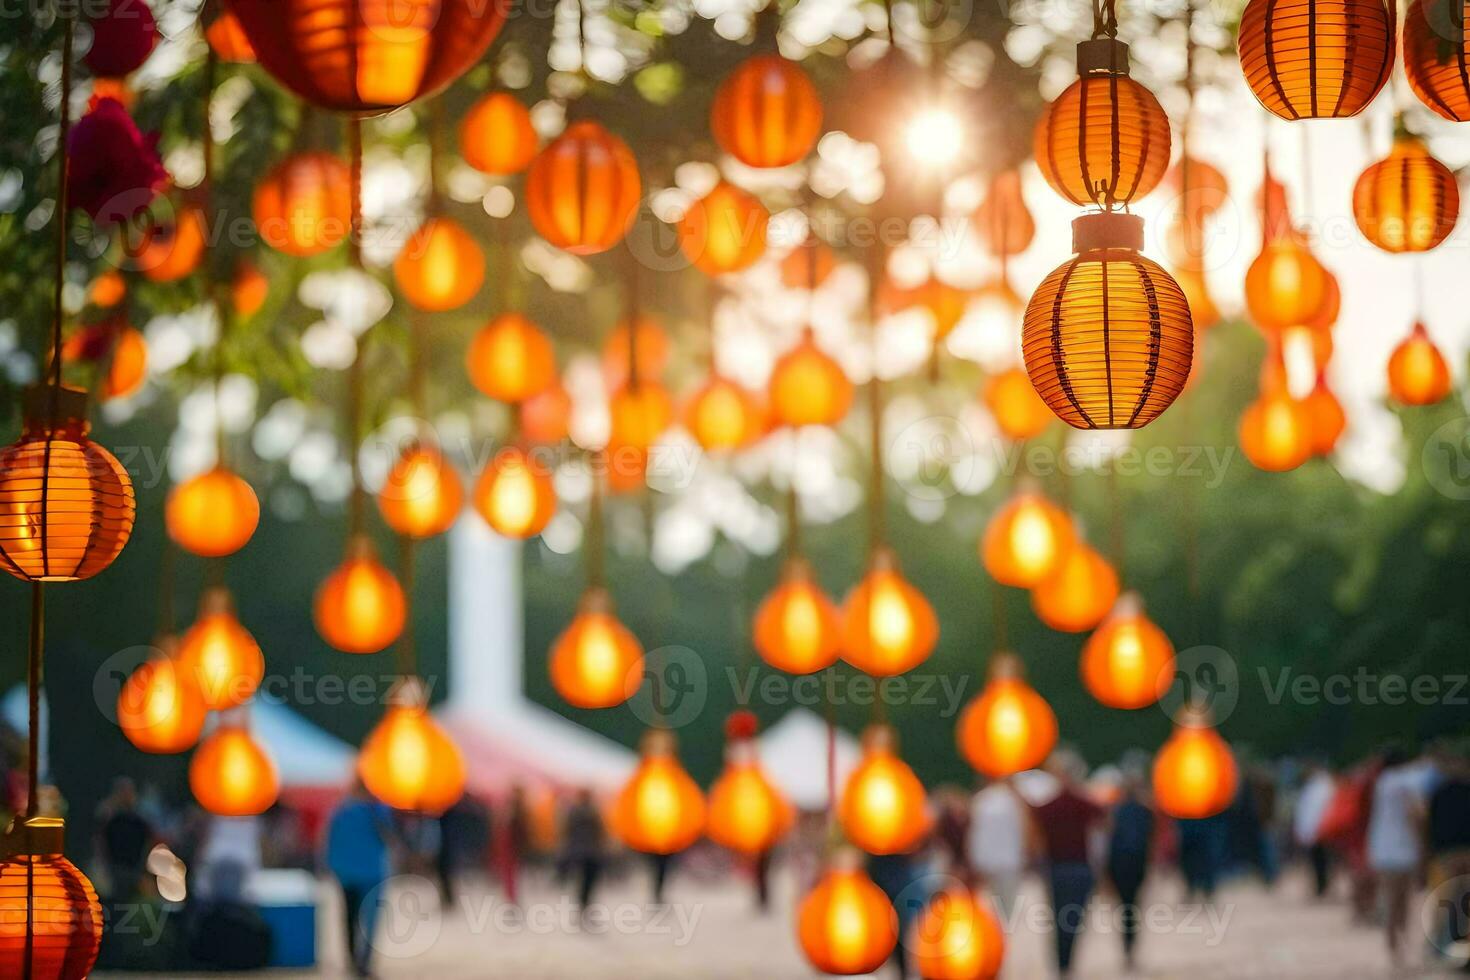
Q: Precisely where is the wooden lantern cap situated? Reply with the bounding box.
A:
[1073,211,1144,252]
[2,815,66,858]
[988,651,1025,680]
[1076,38,1130,76]
[861,723,896,752]
[21,383,89,428]
[344,534,378,562]
[641,727,677,757]
[388,675,429,710]
[198,585,236,617]
[578,585,613,615]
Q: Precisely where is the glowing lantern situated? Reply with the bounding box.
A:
[685,375,766,451]
[911,885,1006,980]
[252,151,350,257]
[912,277,971,340]
[521,382,572,445]
[0,385,134,583]
[1080,593,1174,710]
[769,334,854,428]
[1034,39,1171,207]
[117,639,207,755]
[473,445,557,539]
[466,313,556,403]
[984,368,1054,442]
[711,54,823,169]
[1352,136,1460,253]
[313,536,406,654]
[205,9,257,63]
[753,557,843,675]
[781,234,837,289]
[1388,322,1452,406]
[957,653,1059,778]
[190,721,279,816]
[611,729,706,854]
[841,548,938,677]
[393,217,485,312]
[1244,236,1331,335]
[177,588,264,710]
[227,0,506,115]
[358,679,466,814]
[232,261,269,317]
[1239,381,1313,472]
[549,588,644,709]
[1152,710,1238,819]
[973,169,1034,257]
[1167,156,1231,227]
[0,817,102,980]
[1022,212,1192,430]
[706,713,793,856]
[838,725,930,855]
[62,320,147,400]
[1173,263,1221,332]
[377,444,463,538]
[89,270,125,307]
[1404,0,1470,120]
[678,181,769,275]
[603,316,671,388]
[1238,0,1393,119]
[1031,543,1119,633]
[1302,373,1346,455]
[135,205,207,283]
[459,92,538,175]
[981,490,1075,589]
[165,467,260,558]
[525,120,641,255]
[609,382,674,452]
[797,850,899,976]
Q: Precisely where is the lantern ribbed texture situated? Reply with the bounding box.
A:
[1238,0,1394,119]
[252,152,351,257]
[0,819,102,980]
[525,120,641,256]
[711,54,823,169]
[1352,137,1460,253]
[1404,0,1470,120]
[1022,213,1193,430]
[226,0,508,114]
[459,92,538,175]
[0,388,135,583]
[797,857,898,976]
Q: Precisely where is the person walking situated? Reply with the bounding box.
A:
[1426,743,1470,967]
[968,776,1029,920]
[1293,761,1336,899]
[95,777,155,902]
[1028,751,1106,978]
[325,781,396,979]
[1106,775,1154,973]
[562,788,606,922]
[1366,746,1430,968]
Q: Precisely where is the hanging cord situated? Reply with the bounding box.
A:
[200,47,231,468]
[586,452,606,589]
[156,534,177,640]
[865,242,886,551]
[1092,0,1118,38]
[1298,123,1314,227]
[784,477,801,562]
[1106,459,1126,583]
[1412,257,1426,325]
[624,247,641,391]
[426,96,444,212]
[346,118,367,538]
[396,537,417,677]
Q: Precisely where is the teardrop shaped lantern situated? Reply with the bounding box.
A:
[1031,543,1120,633]
[1302,372,1346,455]
[473,445,558,539]
[459,91,539,175]
[88,270,126,308]
[522,382,573,445]
[359,678,466,815]
[958,653,1059,778]
[678,181,770,276]
[1239,382,1313,472]
[911,884,1006,980]
[393,216,485,312]
[981,489,1075,589]
[1173,262,1221,333]
[64,321,148,401]
[711,54,823,169]
[1352,135,1460,253]
[136,205,208,283]
[0,817,103,980]
[1403,0,1470,120]
[466,313,556,403]
[526,120,641,255]
[841,548,939,677]
[685,375,766,451]
[227,0,507,115]
[608,381,675,453]
[313,535,406,654]
[177,587,265,710]
[165,466,260,558]
[1022,212,1193,430]
[1388,321,1453,405]
[377,443,464,539]
[707,713,793,856]
[1080,593,1175,710]
[0,385,135,583]
[838,724,930,856]
[252,151,351,257]
[117,638,207,755]
[1238,0,1394,119]
[754,557,842,674]
[984,368,1054,443]
[1034,39,1171,208]
[1152,709,1238,819]
[190,720,280,817]
[769,334,855,428]
[1245,236,1332,335]
[549,588,644,709]
[603,316,671,388]
[797,849,899,976]
[205,9,257,63]
[611,729,706,855]
[973,169,1035,257]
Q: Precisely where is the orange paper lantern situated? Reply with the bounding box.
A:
[1080,593,1175,710]
[88,270,126,308]
[1031,543,1120,633]
[1244,236,1332,334]
[473,445,557,539]
[135,205,207,283]
[393,216,485,312]
[781,234,837,289]
[957,653,1059,778]
[165,466,260,558]
[252,151,351,257]
[1388,321,1452,405]
[466,313,556,403]
[205,9,257,63]
[521,382,572,445]
[911,885,1006,980]
[62,321,147,400]
[1403,0,1470,120]
[549,588,644,709]
[608,382,674,452]
[1238,0,1394,119]
[602,316,671,388]
[797,851,899,976]
[707,739,793,856]
[233,261,269,318]
[117,639,207,755]
[0,817,102,980]
[711,54,823,169]
[1352,136,1460,253]
[685,375,766,451]
[838,725,930,856]
[1152,712,1238,819]
[983,368,1054,442]
[678,181,770,275]
[841,548,938,677]
[753,557,843,675]
[1302,372,1346,455]
[525,120,641,255]
[0,385,134,583]
[973,169,1035,257]
[1239,382,1313,472]
[459,92,538,175]
[190,721,279,817]
[313,536,406,654]
[611,730,706,855]
[981,490,1075,589]
[377,444,463,539]
[178,588,265,710]
[769,334,854,428]
[358,679,467,814]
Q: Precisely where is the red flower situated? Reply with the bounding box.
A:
[84,0,158,79]
[67,97,167,227]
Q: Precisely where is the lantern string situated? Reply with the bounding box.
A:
[1106,459,1126,582]
[426,96,444,211]
[27,583,43,820]
[865,244,887,550]
[346,117,367,539]
[44,12,75,410]
[784,473,801,562]
[587,451,606,589]
[625,246,641,390]
[396,535,417,677]
[991,573,1008,651]
[202,45,232,467]
[1298,123,1313,226]
[157,534,177,640]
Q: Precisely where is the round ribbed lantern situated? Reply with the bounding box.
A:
[1022,212,1193,430]
[1403,0,1470,120]
[525,119,641,256]
[226,0,507,115]
[252,151,351,257]
[711,54,823,169]
[1352,135,1460,253]
[1238,0,1394,119]
[0,385,135,583]
[1034,39,1171,208]
[0,817,102,980]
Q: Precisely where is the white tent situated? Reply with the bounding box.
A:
[250,698,354,788]
[756,709,861,811]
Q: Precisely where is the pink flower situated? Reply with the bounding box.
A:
[83,0,158,79]
[67,97,168,227]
